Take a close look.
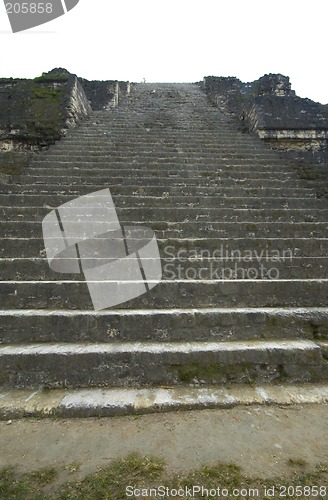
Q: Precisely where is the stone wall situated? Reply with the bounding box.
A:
[202,76,243,116]
[0,69,91,150]
[0,68,130,150]
[204,74,328,165]
[80,79,131,111]
[80,80,118,110]
[65,75,92,128]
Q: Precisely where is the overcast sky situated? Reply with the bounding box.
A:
[0,0,327,104]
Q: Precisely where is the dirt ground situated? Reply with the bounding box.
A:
[0,403,327,482]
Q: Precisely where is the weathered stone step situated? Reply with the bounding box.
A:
[28,162,295,175]
[1,236,327,261]
[1,256,327,281]
[11,178,320,192]
[35,153,292,164]
[1,187,323,208]
[0,179,315,192]
[0,192,322,212]
[2,216,327,238]
[65,128,270,140]
[49,141,279,150]
[1,307,327,344]
[21,158,298,169]
[23,165,323,180]
[66,128,259,136]
[0,207,328,223]
[36,145,282,155]
[1,280,328,309]
[2,181,318,197]
[61,139,278,151]
[0,339,325,389]
[45,150,282,161]
[54,152,278,163]
[21,171,298,184]
[12,168,315,180]
[1,382,328,418]
[82,116,235,124]
[13,175,314,190]
[57,128,264,137]
[23,163,303,174]
[7,182,316,199]
[55,141,279,153]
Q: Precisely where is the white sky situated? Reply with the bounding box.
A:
[0,0,327,104]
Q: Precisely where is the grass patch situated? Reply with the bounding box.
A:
[32,88,64,100]
[60,453,164,499]
[0,454,327,499]
[288,458,307,468]
[28,468,58,486]
[34,73,69,83]
[0,467,56,499]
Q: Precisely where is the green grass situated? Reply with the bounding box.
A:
[32,88,64,100]
[34,73,69,83]
[1,453,327,499]
[0,467,56,499]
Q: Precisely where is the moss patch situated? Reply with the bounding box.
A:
[0,152,31,176]
[307,322,328,341]
[0,78,68,147]
[171,362,256,384]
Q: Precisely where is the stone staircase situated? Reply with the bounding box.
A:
[0,83,328,416]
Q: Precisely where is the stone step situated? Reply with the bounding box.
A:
[0,188,325,205]
[1,382,328,418]
[1,233,327,255]
[9,177,316,190]
[6,182,317,199]
[1,181,318,196]
[58,139,279,150]
[54,142,280,153]
[34,146,285,155]
[58,125,265,135]
[43,151,284,162]
[15,157,236,168]
[21,170,300,181]
[33,153,295,164]
[65,128,258,136]
[6,206,328,223]
[13,190,322,203]
[17,159,302,169]
[52,150,277,160]
[75,128,270,136]
[10,168,317,180]
[1,205,327,224]
[47,142,281,150]
[2,220,328,245]
[8,179,322,193]
[0,340,325,389]
[0,190,324,210]
[21,163,305,174]
[1,280,328,309]
[1,307,327,344]
[1,255,328,281]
